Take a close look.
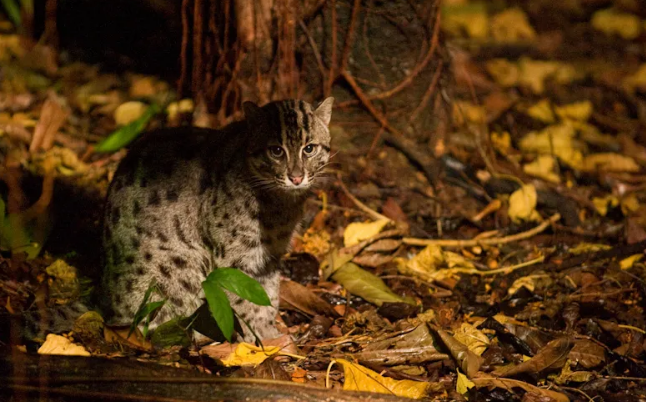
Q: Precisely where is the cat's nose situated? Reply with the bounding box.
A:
[289,175,304,185]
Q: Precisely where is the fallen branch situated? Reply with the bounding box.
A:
[403,213,561,248]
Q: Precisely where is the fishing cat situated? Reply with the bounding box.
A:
[101,98,334,342]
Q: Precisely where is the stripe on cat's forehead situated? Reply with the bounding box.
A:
[273,100,313,147]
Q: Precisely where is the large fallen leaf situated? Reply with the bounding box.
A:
[332,262,406,306]
[568,339,606,369]
[334,358,431,399]
[499,337,573,377]
[279,279,338,317]
[38,334,90,356]
[343,219,390,247]
[453,323,490,356]
[591,8,641,40]
[471,377,569,402]
[490,8,536,42]
[204,342,303,367]
[435,329,482,377]
[508,184,540,223]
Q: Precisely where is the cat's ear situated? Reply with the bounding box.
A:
[243,101,262,122]
[314,97,334,126]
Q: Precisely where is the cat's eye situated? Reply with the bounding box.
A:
[303,144,318,157]
[268,146,284,158]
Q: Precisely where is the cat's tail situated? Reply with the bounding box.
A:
[22,301,90,339]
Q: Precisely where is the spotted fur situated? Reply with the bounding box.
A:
[100,98,334,341]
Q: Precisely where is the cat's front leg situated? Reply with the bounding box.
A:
[231,270,282,342]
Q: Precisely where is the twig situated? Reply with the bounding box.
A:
[336,175,390,222]
[178,0,190,97]
[403,214,561,248]
[298,19,326,83]
[410,61,443,122]
[325,0,337,97]
[362,0,386,87]
[191,0,204,97]
[337,9,441,108]
[340,70,403,138]
[339,0,361,73]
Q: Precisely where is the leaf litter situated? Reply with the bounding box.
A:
[2,1,646,401]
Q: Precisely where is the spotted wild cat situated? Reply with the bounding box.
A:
[101,98,334,341]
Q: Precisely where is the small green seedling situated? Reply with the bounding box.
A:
[129,281,166,339]
[202,268,270,342]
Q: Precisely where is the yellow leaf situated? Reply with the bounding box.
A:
[335,358,430,399]
[620,254,643,270]
[555,101,593,122]
[519,123,584,169]
[591,9,641,40]
[621,193,640,215]
[441,4,489,39]
[456,370,475,396]
[555,361,594,385]
[523,155,561,183]
[518,58,577,94]
[582,153,640,173]
[490,131,511,154]
[592,195,619,216]
[490,8,536,42]
[453,323,490,356]
[623,64,646,94]
[508,184,539,223]
[525,99,555,123]
[38,334,90,356]
[453,101,486,126]
[219,343,303,367]
[569,243,612,254]
[444,251,476,269]
[343,219,390,247]
[508,274,553,296]
[485,59,519,87]
[114,101,147,126]
[166,99,194,121]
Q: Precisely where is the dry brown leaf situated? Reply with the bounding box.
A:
[30,94,69,153]
[568,340,606,369]
[436,328,482,378]
[500,337,574,377]
[279,279,338,317]
[472,377,569,402]
[38,334,90,356]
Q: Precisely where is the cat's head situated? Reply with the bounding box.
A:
[244,98,334,192]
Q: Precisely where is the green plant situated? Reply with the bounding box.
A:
[128,282,166,339]
[1,0,21,27]
[202,268,270,342]
[94,103,161,153]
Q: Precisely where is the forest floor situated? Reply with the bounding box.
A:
[2,1,646,401]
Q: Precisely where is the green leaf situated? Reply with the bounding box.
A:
[202,279,234,341]
[151,317,192,348]
[1,0,21,27]
[129,282,166,338]
[206,268,271,306]
[332,262,408,307]
[94,103,161,153]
